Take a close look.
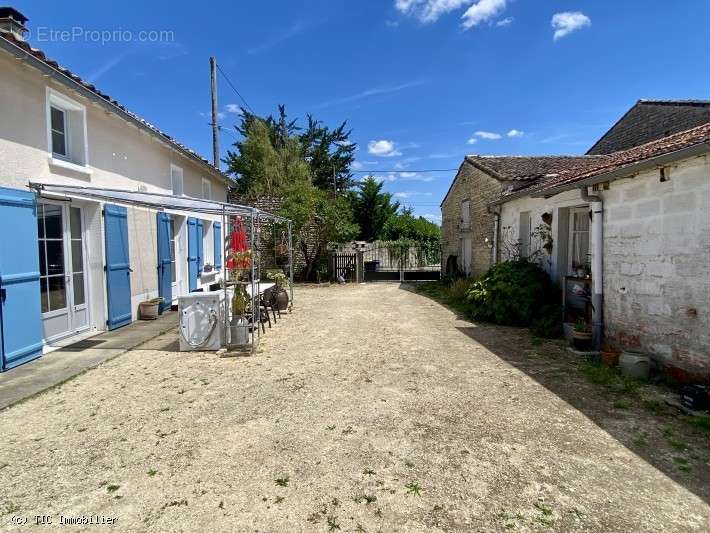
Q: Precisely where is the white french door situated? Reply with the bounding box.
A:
[37,201,90,341]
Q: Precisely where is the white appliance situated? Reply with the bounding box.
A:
[178,291,225,351]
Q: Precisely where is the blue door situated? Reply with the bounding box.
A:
[104,204,132,330]
[187,217,199,291]
[213,221,222,271]
[196,219,204,274]
[0,187,43,371]
[156,212,172,311]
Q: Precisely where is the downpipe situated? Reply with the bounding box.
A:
[580,186,603,350]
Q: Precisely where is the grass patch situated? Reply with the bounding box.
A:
[106,484,120,494]
[362,468,376,476]
[326,515,341,531]
[687,415,710,432]
[613,398,632,410]
[581,362,642,395]
[673,457,691,472]
[275,476,289,487]
[147,469,158,477]
[404,482,422,496]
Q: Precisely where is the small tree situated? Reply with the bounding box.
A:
[348,176,400,241]
[279,181,359,280]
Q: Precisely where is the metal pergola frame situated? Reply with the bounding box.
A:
[28,182,293,355]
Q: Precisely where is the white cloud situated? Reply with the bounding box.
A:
[395,0,472,23]
[314,80,424,109]
[224,104,243,114]
[466,137,478,145]
[352,161,365,170]
[423,213,443,223]
[399,172,435,182]
[507,129,524,137]
[395,0,508,29]
[393,191,433,198]
[495,17,513,27]
[461,0,507,29]
[368,140,402,157]
[368,173,398,183]
[551,12,591,41]
[474,130,502,140]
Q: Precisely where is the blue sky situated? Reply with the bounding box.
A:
[14,0,710,222]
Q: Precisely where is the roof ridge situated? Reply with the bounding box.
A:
[603,119,710,156]
[0,31,233,183]
[639,99,710,105]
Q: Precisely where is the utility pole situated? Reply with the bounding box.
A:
[209,56,220,169]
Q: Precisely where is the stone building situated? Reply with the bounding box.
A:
[440,99,710,378]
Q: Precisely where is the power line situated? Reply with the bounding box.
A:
[216,63,255,115]
[351,168,457,173]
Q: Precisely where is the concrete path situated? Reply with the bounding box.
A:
[0,284,708,532]
[0,312,178,410]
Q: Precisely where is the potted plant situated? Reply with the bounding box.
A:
[572,320,592,350]
[227,217,253,347]
[267,270,290,311]
[139,297,163,320]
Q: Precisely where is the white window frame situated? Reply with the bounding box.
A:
[519,211,531,258]
[50,106,69,159]
[201,178,212,200]
[171,164,184,196]
[568,207,591,275]
[45,87,90,174]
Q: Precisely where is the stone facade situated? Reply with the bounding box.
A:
[498,154,710,376]
[441,161,504,277]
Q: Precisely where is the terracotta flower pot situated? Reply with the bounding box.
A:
[601,350,620,367]
[572,330,592,350]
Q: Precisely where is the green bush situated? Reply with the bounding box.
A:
[466,260,559,328]
[446,277,476,303]
[530,304,564,338]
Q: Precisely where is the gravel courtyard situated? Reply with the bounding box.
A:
[1,283,709,532]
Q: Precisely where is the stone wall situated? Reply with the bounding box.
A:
[228,192,319,279]
[441,162,504,277]
[601,155,710,376]
[499,154,710,376]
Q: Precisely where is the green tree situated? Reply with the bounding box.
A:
[225,106,356,195]
[300,115,357,192]
[382,207,441,246]
[279,181,358,280]
[348,176,400,241]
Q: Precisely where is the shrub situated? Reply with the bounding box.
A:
[530,304,564,338]
[466,259,559,327]
[446,277,476,303]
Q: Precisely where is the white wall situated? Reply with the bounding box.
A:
[0,52,228,329]
[500,154,710,374]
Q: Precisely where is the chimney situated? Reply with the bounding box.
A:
[0,7,28,41]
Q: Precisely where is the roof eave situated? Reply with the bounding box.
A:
[0,36,233,186]
[532,142,710,198]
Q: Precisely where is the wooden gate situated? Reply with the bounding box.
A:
[333,252,356,282]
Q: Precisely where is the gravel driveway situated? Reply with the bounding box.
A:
[1,283,708,532]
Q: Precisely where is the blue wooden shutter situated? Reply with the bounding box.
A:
[156,212,172,311]
[104,204,132,330]
[0,187,43,371]
[196,219,204,273]
[213,222,222,270]
[187,217,199,291]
